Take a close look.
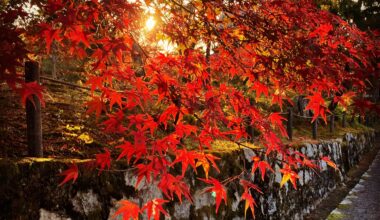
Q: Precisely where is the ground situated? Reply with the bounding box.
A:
[0,82,122,159]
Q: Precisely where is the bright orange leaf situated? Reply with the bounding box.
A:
[321,156,338,170]
[280,165,299,189]
[113,200,140,220]
[142,198,169,220]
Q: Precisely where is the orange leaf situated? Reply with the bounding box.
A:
[196,153,220,179]
[321,156,338,170]
[280,165,299,189]
[142,198,169,220]
[113,200,140,220]
[241,191,257,219]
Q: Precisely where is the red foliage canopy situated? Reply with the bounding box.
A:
[1,0,379,218]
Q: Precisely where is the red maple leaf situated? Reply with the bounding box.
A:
[86,96,104,120]
[67,25,90,48]
[268,112,287,137]
[102,111,126,133]
[106,89,124,110]
[116,141,135,163]
[40,24,61,53]
[199,177,227,213]
[158,173,193,203]
[302,158,319,171]
[353,99,373,116]
[19,82,45,107]
[251,156,274,181]
[271,94,284,110]
[251,81,268,99]
[175,122,197,137]
[136,157,169,187]
[305,92,330,123]
[86,76,104,92]
[95,148,111,174]
[58,163,79,186]
[158,104,180,129]
[309,23,333,40]
[152,134,179,155]
[172,149,198,176]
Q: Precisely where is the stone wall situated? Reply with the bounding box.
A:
[0,131,375,220]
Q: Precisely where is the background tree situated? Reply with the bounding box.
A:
[318,0,380,30]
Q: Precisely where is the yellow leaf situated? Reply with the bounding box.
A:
[63,132,78,137]
[280,173,290,188]
[66,124,82,131]
[196,159,210,179]
[306,60,313,67]
[78,132,93,144]
[244,199,249,218]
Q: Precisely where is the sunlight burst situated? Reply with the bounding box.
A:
[145,16,156,31]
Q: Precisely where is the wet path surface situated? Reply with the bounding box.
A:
[327,150,380,220]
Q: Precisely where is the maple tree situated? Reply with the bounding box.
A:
[1,0,379,219]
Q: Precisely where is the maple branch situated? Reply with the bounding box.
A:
[95,167,136,173]
[221,170,246,185]
[190,111,284,165]
[129,33,150,59]
[169,0,193,14]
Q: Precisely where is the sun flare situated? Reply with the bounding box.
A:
[145,16,156,31]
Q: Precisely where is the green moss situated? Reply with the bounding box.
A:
[327,212,345,220]
[337,203,351,210]
[13,157,93,164]
[208,140,262,153]
[281,119,375,147]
